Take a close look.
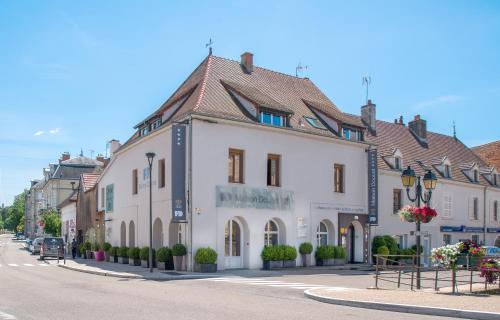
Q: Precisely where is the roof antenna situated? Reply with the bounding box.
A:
[90,149,95,159]
[453,120,457,141]
[205,38,213,55]
[80,148,83,157]
[362,76,371,104]
[295,62,308,77]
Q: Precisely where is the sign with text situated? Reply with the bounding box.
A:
[171,124,186,221]
[216,185,294,211]
[314,203,366,214]
[367,148,379,225]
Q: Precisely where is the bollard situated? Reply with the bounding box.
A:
[398,269,401,288]
[375,255,379,289]
[434,268,439,291]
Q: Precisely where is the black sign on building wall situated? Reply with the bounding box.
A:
[171,124,187,222]
[367,148,379,225]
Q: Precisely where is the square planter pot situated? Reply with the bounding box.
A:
[316,258,335,266]
[283,260,296,268]
[157,261,167,271]
[104,252,110,262]
[301,254,311,267]
[334,258,345,265]
[194,263,217,273]
[263,260,283,270]
[118,257,129,264]
[173,256,185,271]
[110,255,118,263]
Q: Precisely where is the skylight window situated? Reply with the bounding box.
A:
[260,111,285,127]
[304,116,326,130]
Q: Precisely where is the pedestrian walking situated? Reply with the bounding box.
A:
[71,238,77,259]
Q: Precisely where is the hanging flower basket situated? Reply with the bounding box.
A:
[398,205,438,224]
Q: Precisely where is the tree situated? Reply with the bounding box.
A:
[41,209,61,237]
[4,191,26,232]
[16,215,25,233]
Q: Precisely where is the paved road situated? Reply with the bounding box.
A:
[0,234,454,320]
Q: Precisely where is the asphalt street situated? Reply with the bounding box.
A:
[0,234,455,320]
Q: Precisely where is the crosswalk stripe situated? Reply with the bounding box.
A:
[38,263,48,267]
[23,264,34,267]
[7,264,18,267]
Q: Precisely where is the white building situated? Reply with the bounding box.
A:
[99,52,374,270]
[357,105,500,259]
[59,191,77,247]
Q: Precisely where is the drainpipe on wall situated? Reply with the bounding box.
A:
[188,116,194,271]
[483,186,487,245]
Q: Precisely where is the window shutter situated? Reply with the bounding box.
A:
[468,197,474,220]
[490,200,495,223]
[443,194,452,218]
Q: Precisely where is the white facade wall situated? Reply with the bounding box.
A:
[61,202,76,247]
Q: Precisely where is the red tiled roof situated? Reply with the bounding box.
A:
[472,140,500,170]
[81,173,100,193]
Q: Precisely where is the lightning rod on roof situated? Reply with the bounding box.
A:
[205,38,213,55]
[295,62,309,77]
[362,76,371,104]
[453,120,457,141]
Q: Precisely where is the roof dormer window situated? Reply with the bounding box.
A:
[152,119,161,130]
[260,111,286,127]
[444,164,451,178]
[494,174,498,186]
[304,116,327,130]
[141,125,150,136]
[473,169,479,182]
[395,157,402,170]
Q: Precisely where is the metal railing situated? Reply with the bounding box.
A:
[373,254,500,293]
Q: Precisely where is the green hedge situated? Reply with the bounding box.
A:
[282,245,297,260]
[103,242,112,253]
[315,245,335,259]
[84,241,91,250]
[140,247,156,261]
[79,243,86,255]
[128,247,140,259]
[118,246,129,258]
[172,243,187,256]
[333,246,346,259]
[156,247,172,263]
[195,247,218,264]
[377,245,390,256]
[299,242,313,255]
[372,235,399,258]
[261,245,297,261]
[110,246,119,256]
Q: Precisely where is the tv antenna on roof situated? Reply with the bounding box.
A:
[90,149,95,159]
[362,76,371,103]
[295,62,308,77]
[453,120,457,140]
[205,38,213,55]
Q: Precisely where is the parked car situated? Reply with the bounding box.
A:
[25,239,33,251]
[40,237,64,260]
[31,238,44,255]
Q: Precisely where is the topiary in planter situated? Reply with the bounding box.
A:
[140,247,156,268]
[79,243,86,258]
[103,242,112,253]
[194,247,218,273]
[110,246,119,263]
[282,245,297,268]
[118,246,129,264]
[333,246,346,265]
[156,247,173,271]
[299,242,313,255]
[315,245,335,266]
[172,243,187,271]
[261,245,284,269]
[128,247,141,266]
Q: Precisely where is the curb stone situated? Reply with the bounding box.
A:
[304,289,500,320]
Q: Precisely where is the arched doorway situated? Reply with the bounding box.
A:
[225,218,242,269]
[120,221,126,247]
[153,218,163,249]
[129,221,135,248]
[347,221,364,263]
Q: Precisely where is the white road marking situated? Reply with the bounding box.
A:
[23,263,34,267]
[0,310,16,319]
[38,263,49,267]
[7,264,18,267]
[201,277,333,291]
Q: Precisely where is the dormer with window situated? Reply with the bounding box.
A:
[434,157,452,178]
[461,163,481,183]
[383,148,403,171]
[340,126,363,141]
[259,110,288,127]
[482,167,499,187]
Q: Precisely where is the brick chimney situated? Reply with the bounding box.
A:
[240,52,254,73]
[59,152,70,163]
[96,154,105,163]
[109,139,121,157]
[361,99,376,134]
[408,115,427,145]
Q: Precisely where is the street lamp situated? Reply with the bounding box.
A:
[401,166,437,289]
[146,152,156,273]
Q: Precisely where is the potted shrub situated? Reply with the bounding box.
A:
[172,243,187,271]
[118,246,129,264]
[84,242,92,259]
[377,245,390,266]
[79,243,87,259]
[109,246,119,263]
[156,247,173,271]
[282,245,297,268]
[261,245,283,270]
[334,246,346,265]
[103,242,112,262]
[140,247,156,268]
[128,247,141,266]
[299,242,313,267]
[194,247,218,273]
[315,245,335,266]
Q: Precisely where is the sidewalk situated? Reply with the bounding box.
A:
[305,286,500,320]
[58,258,373,280]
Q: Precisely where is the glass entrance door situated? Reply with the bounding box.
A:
[224,219,242,269]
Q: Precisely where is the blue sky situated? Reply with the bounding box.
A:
[1,1,499,205]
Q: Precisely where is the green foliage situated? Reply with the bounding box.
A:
[4,191,26,232]
[195,247,218,264]
[411,244,423,253]
[94,243,100,251]
[41,209,61,237]
[399,248,416,256]
[261,245,284,261]
[16,215,25,233]
[128,247,140,259]
[377,245,390,256]
[156,247,172,263]
[140,247,156,261]
[84,241,91,250]
[315,245,335,259]
[282,245,297,260]
[118,246,129,258]
[299,242,313,255]
[382,235,399,255]
[79,243,86,255]
[103,242,112,253]
[110,246,119,256]
[172,243,187,256]
[334,246,347,259]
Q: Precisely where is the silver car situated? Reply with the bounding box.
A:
[31,238,43,255]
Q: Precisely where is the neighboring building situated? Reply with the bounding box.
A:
[355,104,500,260]
[75,173,103,245]
[58,191,77,247]
[24,180,43,238]
[473,140,500,171]
[99,52,373,270]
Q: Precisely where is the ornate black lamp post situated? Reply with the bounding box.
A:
[146,152,156,273]
[401,166,437,289]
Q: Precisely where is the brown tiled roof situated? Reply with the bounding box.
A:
[472,140,500,170]
[81,173,100,193]
[119,54,366,151]
[363,119,491,186]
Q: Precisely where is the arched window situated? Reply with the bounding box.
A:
[316,221,328,246]
[264,220,279,246]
